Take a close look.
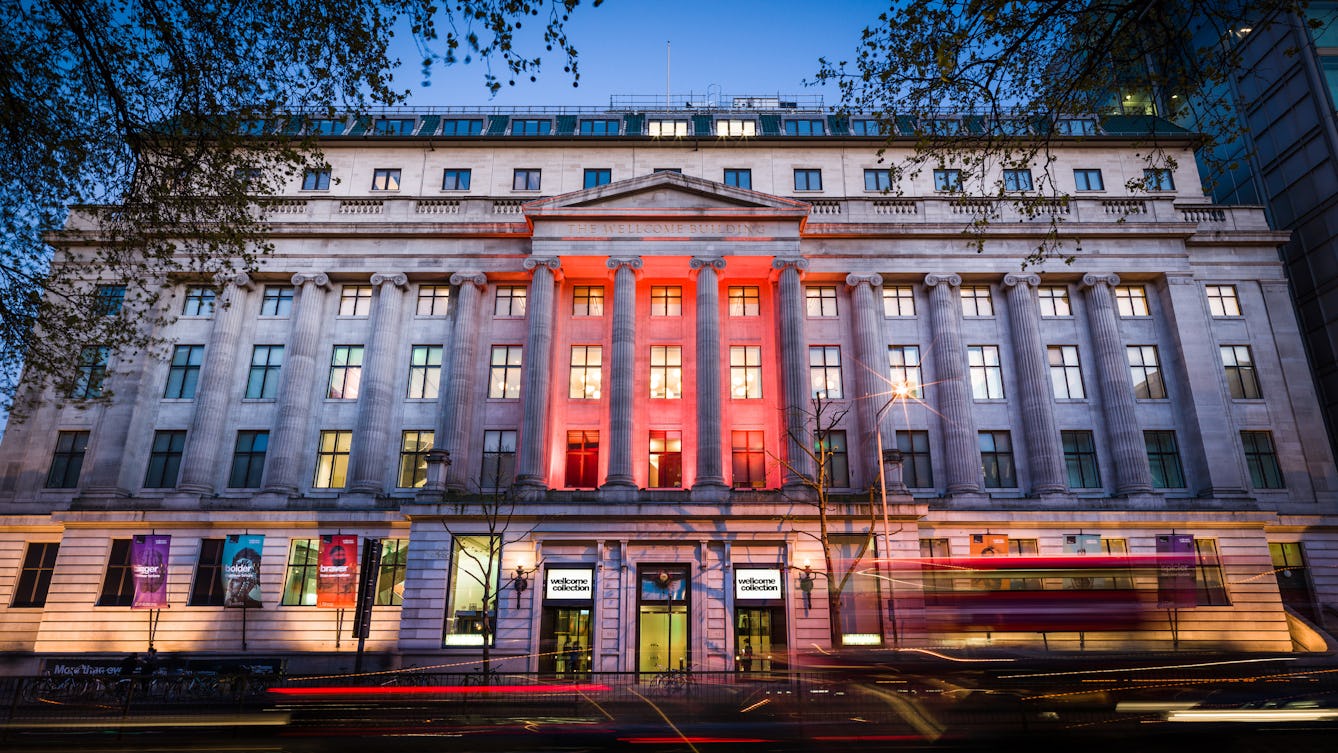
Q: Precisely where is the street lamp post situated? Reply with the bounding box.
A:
[874,383,912,647]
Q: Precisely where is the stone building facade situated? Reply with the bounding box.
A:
[1,103,1336,672]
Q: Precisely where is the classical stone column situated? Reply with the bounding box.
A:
[1002,273,1067,495]
[1081,273,1154,495]
[925,273,981,495]
[428,272,487,495]
[691,257,729,497]
[348,273,408,494]
[774,258,815,487]
[261,272,330,495]
[602,257,641,491]
[178,272,253,494]
[515,258,561,492]
[846,273,890,490]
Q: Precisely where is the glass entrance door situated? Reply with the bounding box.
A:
[735,607,785,671]
[539,607,591,675]
[638,604,688,672]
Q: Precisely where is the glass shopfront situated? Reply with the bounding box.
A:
[734,568,786,671]
[538,567,593,675]
[637,565,690,673]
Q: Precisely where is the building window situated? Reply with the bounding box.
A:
[481,429,518,489]
[260,285,294,316]
[313,430,352,488]
[888,345,923,398]
[94,284,126,316]
[960,285,994,316]
[11,543,59,608]
[851,119,886,135]
[1057,118,1097,135]
[371,168,401,191]
[183,286,216,316]
[511,119,551,135]
[1194,539,1231,605]
[46,430,90,489]
[724,168,752,189]
[398,430,434,488]
[1061,430,1101,488]
[97,539,134,606]
[441,118,483,136]
[302,168,331,191]
[144,430,186,488]
[864,169,892,191]
[488,345,523,399]
[805,285,839,317]
[338,285,372,316]
[281,538,319,606]
[731,430,766,488]
[1048,345,1085,399]
[513,168,542,191]
[1038,286,1071,317]
[307,118,345,135]
[648,430,683,488]
[818,430,850,488]
[1128,345,1166,399]
[650,345,683,399]
[443,535,501,646]
[583,168,611,188]
[1221,345,1261,399]
[373,118,415,136]
[1073,168,1105,191]
[1144,430,1185,488]
[883,284,916,316]
[327,345,365,399]
[1003,168,1033,191]
[565,430,599,488]
[406,345,443,399]
[1242,430,1285,489]
[650,285,683,316]
[717,119,756,137]
[376,539,409,606]
[441,169,471,190]
[1206,285,1241,317]
[569,345,603,399]
[494,285,527,316]
[417,285,450,316]
[809,346,844,399]
[979,431,1017,488]
[793,168,823,191]
[1114,285,1149,317]
[784,119,824,135]
[246,344,283,399]
[728,286,760,316]
[228,430,268,488]
[72,346,108,399]
[897,430,933,488]
[1144,168,1175,191]
[163,344,204,399]
[968,345,1005,399]
[568,285,604,317]
[579,119,619,135]
[648,119,689,137]
[933,168,962,191]
[730,345,763,399]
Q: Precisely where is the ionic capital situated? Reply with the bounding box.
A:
[523,256,562,273]
[771,257,810,274]
[1002,273,1041,289]
[690,256,727,272]
[212,271,253,290]
[449,272,487,289]
[607,257,644,275]
[1081,273,1121,289]
[845,273,884,289]
[291,272,330,288]
[370,272,408,288]
[923,273,962,288]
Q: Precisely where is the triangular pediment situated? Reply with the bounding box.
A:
[524,170,810,213]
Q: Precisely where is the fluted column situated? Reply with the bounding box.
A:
[430,272,487,494]
[925,273,980,495]
[261,272,330,495]
[348,273,408,494]
[774,257,814,487]
[602,257,641,491]
[847,273,888,490]
[691,256,729,496]
[516,258,561,492]
[1082,273,1154,495]
[178,272,253,494]
[1002,273,1067,495]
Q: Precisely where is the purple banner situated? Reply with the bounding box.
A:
[131,534,171,609]
[1156,534,1196,608]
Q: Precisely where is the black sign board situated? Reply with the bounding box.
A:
[352,537,382,639]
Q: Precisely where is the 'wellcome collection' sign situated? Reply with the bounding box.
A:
[545,569,593,601]
[735,569,782,600]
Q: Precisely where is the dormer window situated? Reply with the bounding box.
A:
[579,119,620,135]
[511,119,552,136]
[923,118,961,135]
[717,119,756,137]
[308,118,346,136]
[648,119,689,137]
[440,119,483,136]
[851,119,886,136]
[783,119,824,136]
[1056,118,1098,136]
[373,118,416,136]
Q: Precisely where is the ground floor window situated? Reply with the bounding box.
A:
[443,536,501,647]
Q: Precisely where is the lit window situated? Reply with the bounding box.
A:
[12,542,60,608]
[1193,539,1230,605]
[572,286,605,316]
[864,169,892,191]
[968,345,1005,400]
[724,168,752,189]
[717,119,757,137]
[1241,431,1284,489]
[313,430,352,488]
[1128,345,1166,399]
[979,431,1016,488]
[897,431,933,488]
[1074,169,1104,191]
[229,430,268,488]
[793,168,823,191]
[1144,168,1175,191]
[648,120,689,137]
[650,286,682,316]
[1144,430,1185,488]
[339,285,372,316]
[375,539,409,606]
[730,345,763,399]
[565,431,599,488]
[961,285,994,316]
[883,284,915,316]
[45,431,89,489]
[731,430,766,488]
[511,119,551,135]
[1048,345,1085,399]
[650,345,683,399]
[579,119,619,135]
[488,345,523,399]
[1061,430,1101,488]
[888,345,923,398]
[164,344,204,399]
[302,169,331,191]
[1038,286,1071,317]
[569,345,603,399]
[1114,285,1149,317]
[281,538,319,605]
[1221,345,1261,399]
[784,119,824,135]
[183,286,216,317]
[809,346,843,399]
[1003,168,1033,191]
[417,285,450,316]
[94,285,126,316]
[373,118,415,136]
[583,168,612,188]
[1206,285,1241,317]
[397,430,434,488]
[728,286,760,316]
[407,345,443,399]
[371,168,401,191]
[260,285,294,316]
[97,539,134,606]
[648,430,683,488]
[512,168,542,191]
[933,169,962,191]
[494,285,527,317]
[805,286,838,317]
[145,430,186,488]
[481,430,518,489]
[440,119,483,136]
[443,536,501,646]
[72,346,108,399]
[817,430,849,487]
[441,169,471,190]
[327,345,364,399]
[246,345,284,399]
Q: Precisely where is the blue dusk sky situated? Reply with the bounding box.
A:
[396,1,890,108]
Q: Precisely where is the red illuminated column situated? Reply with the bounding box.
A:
[691,256,729,497]
[1082,273,1154,495]
[432,272,486,494]
[262,272,331,496]
[774,257,814,488]
[602,257,641,491]
[847,273,887,490]
[349,273,409,493]
[1002,273,1067,495]
[516,258,561,494]
[925,273,981,495]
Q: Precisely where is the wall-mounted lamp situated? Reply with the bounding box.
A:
[797,565,814,611]
[514,565,532,607]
